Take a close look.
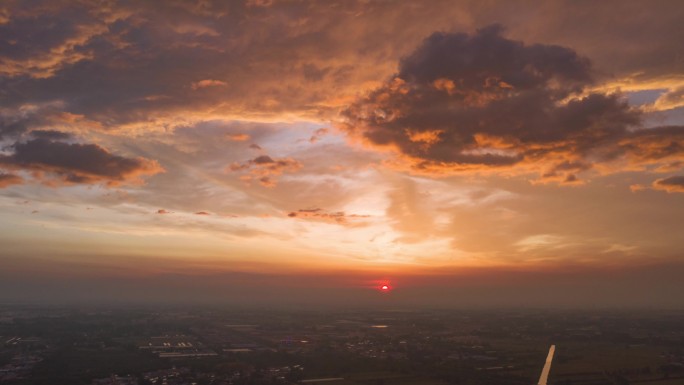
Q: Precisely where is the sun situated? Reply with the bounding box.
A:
[370,279,393,293]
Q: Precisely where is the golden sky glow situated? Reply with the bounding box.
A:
[1,0,683,307]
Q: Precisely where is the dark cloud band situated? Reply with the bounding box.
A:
[0,138,162,187]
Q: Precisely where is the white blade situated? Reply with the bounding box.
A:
[538,345,555,385]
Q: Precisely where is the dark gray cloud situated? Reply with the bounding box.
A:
[653,175,684,193]
[302,63,331,82]
[0,117,28,140]
[29,129,72,140]
[0,106,161,188]
[287,208,370,225]
[397,25,592,92]
[0,138,162,187]
[343,26,683,183]
[229,154,302,187]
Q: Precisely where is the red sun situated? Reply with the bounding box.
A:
[372,280,393,293]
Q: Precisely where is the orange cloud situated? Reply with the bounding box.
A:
[191,79,228,90]
[0,172,23,187]
[287,208,370,225]
[406,129,444,146]
[227,133,250,141]
[258,176,276,188]
[0,21,106,79]
[228,155,302,187]
[309,128,329,143]
[652,175,684,193]
[649,86,684,111]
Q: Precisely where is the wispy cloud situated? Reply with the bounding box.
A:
[229,155,303,187]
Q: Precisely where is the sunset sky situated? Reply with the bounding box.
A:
[1,0,683,307]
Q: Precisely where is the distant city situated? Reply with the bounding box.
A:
[1,306,683,385]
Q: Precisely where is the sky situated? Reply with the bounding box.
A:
[1,0,683,308]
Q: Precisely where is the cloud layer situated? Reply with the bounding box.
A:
[0,0,683,304]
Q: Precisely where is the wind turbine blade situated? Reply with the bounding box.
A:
[538,345,555,385]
